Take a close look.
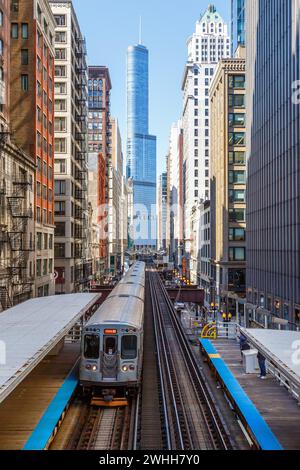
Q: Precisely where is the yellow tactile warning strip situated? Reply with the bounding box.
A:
[209,354,221,359]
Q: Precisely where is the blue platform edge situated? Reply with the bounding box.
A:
[23,360,79,451]
[200,339,283,451]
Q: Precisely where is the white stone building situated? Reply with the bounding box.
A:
[181,4,230,282]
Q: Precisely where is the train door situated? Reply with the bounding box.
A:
[102,335,118,380]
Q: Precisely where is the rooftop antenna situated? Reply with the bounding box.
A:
[139,16,142,45]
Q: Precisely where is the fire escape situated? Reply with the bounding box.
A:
[0,133,34,310]
[74,35,88,288]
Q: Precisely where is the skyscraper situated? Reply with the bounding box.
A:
[246,0,300,326]
[231,0,245,55]
[181,4,230,281]
[126,43,157,249]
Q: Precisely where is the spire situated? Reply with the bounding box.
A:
[139,16,142,45]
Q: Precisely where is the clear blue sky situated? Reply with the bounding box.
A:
[73,0,231,176]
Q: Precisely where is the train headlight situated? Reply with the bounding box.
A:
[121,365,128,372]
[91,365,97,372]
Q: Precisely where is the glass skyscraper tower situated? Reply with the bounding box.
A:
[126,43,157,248]
[231,0,245,54]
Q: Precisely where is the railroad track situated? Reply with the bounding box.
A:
[148,270,233,450]
[50,396,140,450]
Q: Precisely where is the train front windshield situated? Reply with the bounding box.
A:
[84,335,100,359]
[121,335,137,359]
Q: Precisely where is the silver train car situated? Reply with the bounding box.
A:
[79,262,145,400]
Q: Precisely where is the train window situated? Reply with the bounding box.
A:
[121,336,137,360]
[105,337,117,355]
[84,335,100,359]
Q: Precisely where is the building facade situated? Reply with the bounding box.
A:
[157,171,168,252]
[246,0,300,326]
[126,43,157,249]
[108,117,123,275]
[10,0,56,298]
[50,0,89,294]
[231,0,245,55]
[181,4,230,281]
[210,51,246,313]
[168,121,184,267]
[88,65,112,278]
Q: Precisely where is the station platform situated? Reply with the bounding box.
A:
[201,337,300,450]
[0,293,101,405]
[0,342,80,450]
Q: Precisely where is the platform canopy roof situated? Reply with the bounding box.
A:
[242,328,300,385]
[0,294,101,404]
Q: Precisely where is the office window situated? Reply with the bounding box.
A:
[55,222,66,237]
[229,247,246,262]
[54,159,66,174]
[55,137,66,153]
[55,243,65,258]
[55,117,67,132]
[229,228,246,242]
[55,65,66,77]
[228,132,245,146]
[229,170,246,184]
[54,180,66,195]
[229,151,245,165]
[54,201,66,216]
[55,48,66,60]
[21,23,29,38]
[54,99,66,111]
[55,31,66,43]
[36,259,42,277]
[229,189,245,202]
[229,209,245,222]
[11,0,19,12]
[54,15,66,26]
[229,75,245,89]
[229,93,245,108]
[228,113,245,127]
[55,82,67,94]
[11,23,18,38]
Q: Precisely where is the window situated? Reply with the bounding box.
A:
[20,74,29,91]
[229,247,246,262]
[36,259,41,277]
[229,170,246,184]
[229,151,245,165]
[55,222,65,237]
[229,189,245,202]
[55,82,66,94]
[55,138,66,153]
[11,23,18,38]
[55,201,65,216]
[229,228,246,242]
[228,132,245,146]
[229,209,245,222]
[55,117,66,132]
[54,99,66,111]
[54,14,66,26]
[54,159,66,173]
[229,93,245,108]
[43,259,48,276]
[0,10,3,27]
[55,65,66,77]
[54,180,66,195]
[228,113,245,127]
[55,48,66,60]
[121,336,137,360]
[229,75,245,89]
[54,243,65,258]
[84,335,99,359]
[11,0,19,12]
[55,31,66,43]
[37,232,42,250]
[21,23,29,39]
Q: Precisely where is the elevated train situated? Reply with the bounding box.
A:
[79,262,145,403]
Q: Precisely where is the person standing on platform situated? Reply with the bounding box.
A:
[239,333,250,361]
[257,351,267,379]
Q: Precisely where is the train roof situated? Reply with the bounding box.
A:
[109,283,144,301]
[85,296,144,330]
[119,262,145,287]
